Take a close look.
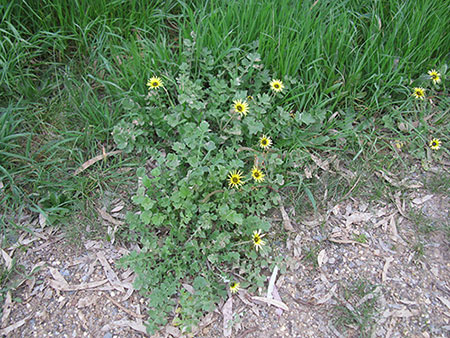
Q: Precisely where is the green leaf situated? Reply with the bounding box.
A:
[152,213,166,226]
[166,153,180,169]
[151,167,161,177]
[199,121,210,133]
[140,210,153,225]
[310,136,330,145]
[304,186,317,212]
[204,141,216,151]
[193,276,208,290]
[141,196,155,210]
[142,175,152,188]
[226,210,243,225]
[297,112,315,125]
[136,167,146,178]
[245,116,264,135]
[172,142,186,153]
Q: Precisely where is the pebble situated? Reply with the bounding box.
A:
[328,257,336,264]
[60,269,70,277]
[103,333,113,338]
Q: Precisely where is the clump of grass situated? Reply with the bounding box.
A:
[333,279,380,337]
[409,209,435,234]
[303,245,321,268]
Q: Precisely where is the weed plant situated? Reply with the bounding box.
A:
[115,40,289,333]
[0,0,449,334]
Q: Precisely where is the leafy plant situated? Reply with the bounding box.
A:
[116,40,290,333]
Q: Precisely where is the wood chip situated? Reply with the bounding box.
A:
[382,257,394,282]
[76,295,99,308]
[377,170,423,189]
[0,315,31,335]
[438,296,450,310]
[251,296,289,311]
[97,208,124,226]
[223,297,233,337]
[327,322,345,338]
[97,251,125,293]
[84,240,103,250]
[1,291,12,327]
[279,203,295,232]
[267,265,279,299]
[345,212,373,227]
[236,290,256,307]
[166,325,182,337]
[272,285,284,316]
[74,150,122,175]
[39,213,47,228]
[311,153,331,171]
[388,215,399,242]
[315,284,337,305]
[383,308,420,318]
[183,283,195,295]
[49,279,108,291]
[103,292,145,319]
[304,166,313,179]
[317,249,328,267]
[1,249,12,270]
[49,267,69,288]
[111,204,125,213]
[412,194,433,205]
[101,318,147,333]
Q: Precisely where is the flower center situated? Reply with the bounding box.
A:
[274,84,280,88]
[254,172,260,178]
[254,236,261,244]
[152,82,158,87]
[262,139,267,145]
[432,141,437,146]
[231,283,236,288]
[237,105,243,111]
[232,177,239,183]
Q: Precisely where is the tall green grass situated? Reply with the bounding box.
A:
[179,0,449,111]
[0,0,184,232]
[0,0,448,233]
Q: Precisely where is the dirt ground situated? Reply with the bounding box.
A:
[1,167,449,338]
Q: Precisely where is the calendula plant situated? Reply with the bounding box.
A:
[114,39,290,334]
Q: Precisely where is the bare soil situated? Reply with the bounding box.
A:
[1,168,449,338]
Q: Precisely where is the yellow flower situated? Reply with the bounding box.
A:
[247,95,253,101]
[428,69,441,85]
[394,140,404,150]
[233,100,249,116]
[147,76,163,90]
[229,282,240,294]
[270,79,284,93]
[412,87,425,100]
[251,166,265,182]
[228,170,245,189]
[429,138,441,150]
[252,230,266,251]
[259,135,272,150]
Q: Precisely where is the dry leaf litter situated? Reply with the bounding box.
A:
[1,169,449,338]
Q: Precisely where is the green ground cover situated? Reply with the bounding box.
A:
[1,0,448,333]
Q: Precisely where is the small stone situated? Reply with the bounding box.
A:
[60,269,70,277]
[328,257,336,264]
[103,333,113,338]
